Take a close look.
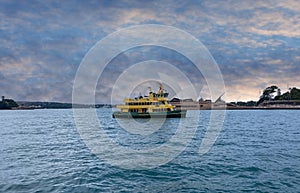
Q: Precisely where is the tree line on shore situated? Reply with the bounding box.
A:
[225,85,300,107]
[0,97,19,109]
[257,85,300,105]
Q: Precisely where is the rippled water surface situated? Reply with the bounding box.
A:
[0,109,299,192]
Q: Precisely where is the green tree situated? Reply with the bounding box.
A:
[257,85,279,105]
[290,87,300,100]
[0,99,19,109]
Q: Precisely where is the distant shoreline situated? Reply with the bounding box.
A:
[1,106,300,110]
[226,106,300,110]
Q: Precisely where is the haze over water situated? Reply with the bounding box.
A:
[1,109,299,192]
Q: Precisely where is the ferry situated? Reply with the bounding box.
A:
[112,85,187,118]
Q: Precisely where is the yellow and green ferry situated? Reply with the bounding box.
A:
[112,85,187,118]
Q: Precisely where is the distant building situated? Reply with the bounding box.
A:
[170,98,181,103]
[170,94,226,110]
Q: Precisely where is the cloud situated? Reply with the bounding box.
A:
[0,0,299,102]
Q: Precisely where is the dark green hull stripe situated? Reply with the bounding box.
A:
[112,110,186,118]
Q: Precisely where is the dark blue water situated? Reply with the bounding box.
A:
[0,109,299,192]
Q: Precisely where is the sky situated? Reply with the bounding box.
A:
[0,0,299,103]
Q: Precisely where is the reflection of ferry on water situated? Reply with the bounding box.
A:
[112,85,187,118]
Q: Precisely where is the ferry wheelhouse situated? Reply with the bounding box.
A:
[112,85,186,118]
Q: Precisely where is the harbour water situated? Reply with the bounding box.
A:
[0,109,299,192]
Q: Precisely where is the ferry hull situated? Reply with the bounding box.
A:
[112,110,186,118]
